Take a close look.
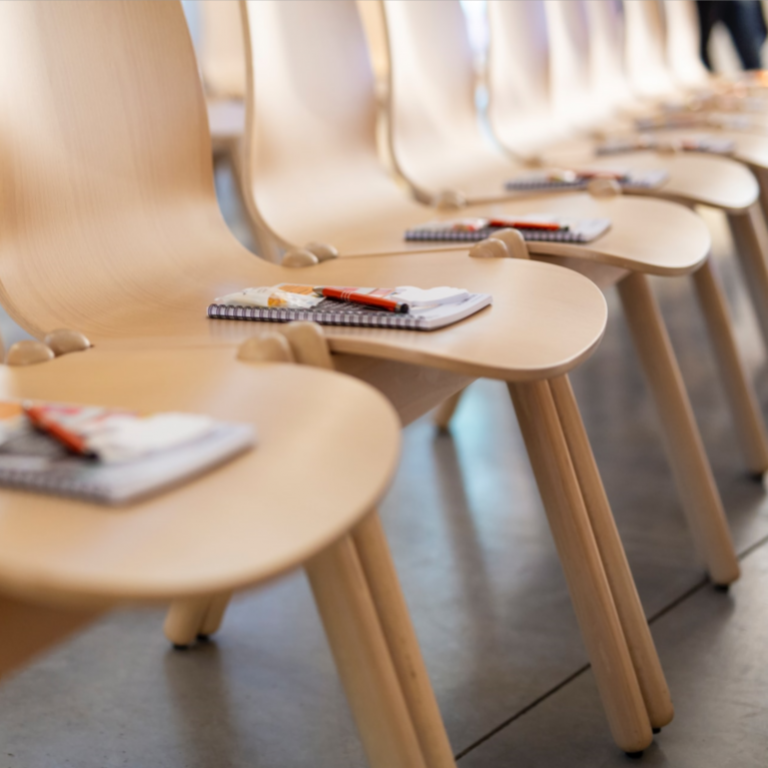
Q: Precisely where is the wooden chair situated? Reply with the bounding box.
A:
[572,0,768,348]
[0,344,452,768]
[486,0,768,433]
[238,0,747,595]
[0,0,679,756]
[386,0,768,377]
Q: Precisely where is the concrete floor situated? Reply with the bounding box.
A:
[1,186,768,766]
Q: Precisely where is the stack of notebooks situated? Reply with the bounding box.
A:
[634,113,750,132]
[208,284,493,331]
[596,134,735,156]
[0,401,255,504]
[504,168,669,193]
[404,215,611,244]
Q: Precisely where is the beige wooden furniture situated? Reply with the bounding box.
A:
[0,346,453,768]
[386,0,768,392]
[238,0,746,598]
[566,0,768,352]
[483,0,768,469]
[0,0,681,754]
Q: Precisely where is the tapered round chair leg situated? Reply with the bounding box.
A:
[617,272,740,586]
[353,511,456,768]
[198,593,233,639]
[164,597,211,648]
[727,203,768,354]
[306,536,428,768]
[549,375,674,730]
[433,389,466,432]
[509,379,653,754]
[692,258,768,476]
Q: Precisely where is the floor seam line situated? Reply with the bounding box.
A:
[454,529,768,761]
[453,664,591,761]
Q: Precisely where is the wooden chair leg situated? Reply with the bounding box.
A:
[163,597,212,648]
[198,592,233,638]
[432,388,466,432]
[161,333,295,646]
[549,375,674,730]
[617,272,740,586]
[508,379,652,754]
[305,535,428,768]
[692,259,768,476]
[727,203,768,352]
[352,511,456,768]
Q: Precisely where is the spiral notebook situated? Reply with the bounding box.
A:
[405,215,611,244]
[208,285,493,331]
[0,401,255,505]
[596,134,735,156]
[634,113,749,132]
[504,168,669,192]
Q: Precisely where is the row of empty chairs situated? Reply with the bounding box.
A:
[3,0,768,765]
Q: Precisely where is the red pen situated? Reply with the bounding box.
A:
[315,287,409,314]
[488,218,567,231]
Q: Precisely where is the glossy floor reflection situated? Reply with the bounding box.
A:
[1,196,768,766]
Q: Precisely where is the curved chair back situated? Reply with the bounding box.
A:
[623,0,676,98]
[0,0,270,339]
[663,0,709,89]
[486,0,561,153]
[240,0,395,252]
[199,0,247,98]
[544,0,611,126]
[382,0,502,194]
[582,0,633,108]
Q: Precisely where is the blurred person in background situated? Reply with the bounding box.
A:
[697,0,767,70]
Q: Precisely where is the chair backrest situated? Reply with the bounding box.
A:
[199,0,247,99]
[486,0,557,152]
[581,0,633,108]
[382,0,500,193]
[623,0,676,97]
[240,0,393,250]
[0,0,270,340]
[543,0,608,124]
[663,0,709,88]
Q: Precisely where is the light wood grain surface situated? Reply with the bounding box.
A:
[377,0,759,215]
[0,351,401,606]
[0,0,607,385]
[240,0,711,272]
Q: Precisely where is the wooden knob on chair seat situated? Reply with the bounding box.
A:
[655,141,681,156]
[587,177,622,199]
[282,249,320,268]
[6,340,55,366]
[44,329,91,356]
[522,154,545,168]
[433,189,467,211]
[237,333,295,363]
[303,242,339,262]
[491,228,530,260]
[469,238,510,259]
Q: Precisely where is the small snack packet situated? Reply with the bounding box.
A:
[213,286,324,310]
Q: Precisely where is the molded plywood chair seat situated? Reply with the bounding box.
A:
[623,0,768,130]
[383,0,761,224]
[0,347,446,768]
[488,0,768,343]
[239,0,718,271]
[239,0,751,593]
[0,0,680,756]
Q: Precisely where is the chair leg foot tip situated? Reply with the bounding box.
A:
[652,727,661,734]
[172,643,192,651]
[625,751,643,759]
[713,583,730,593]
[196,633,211,642]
